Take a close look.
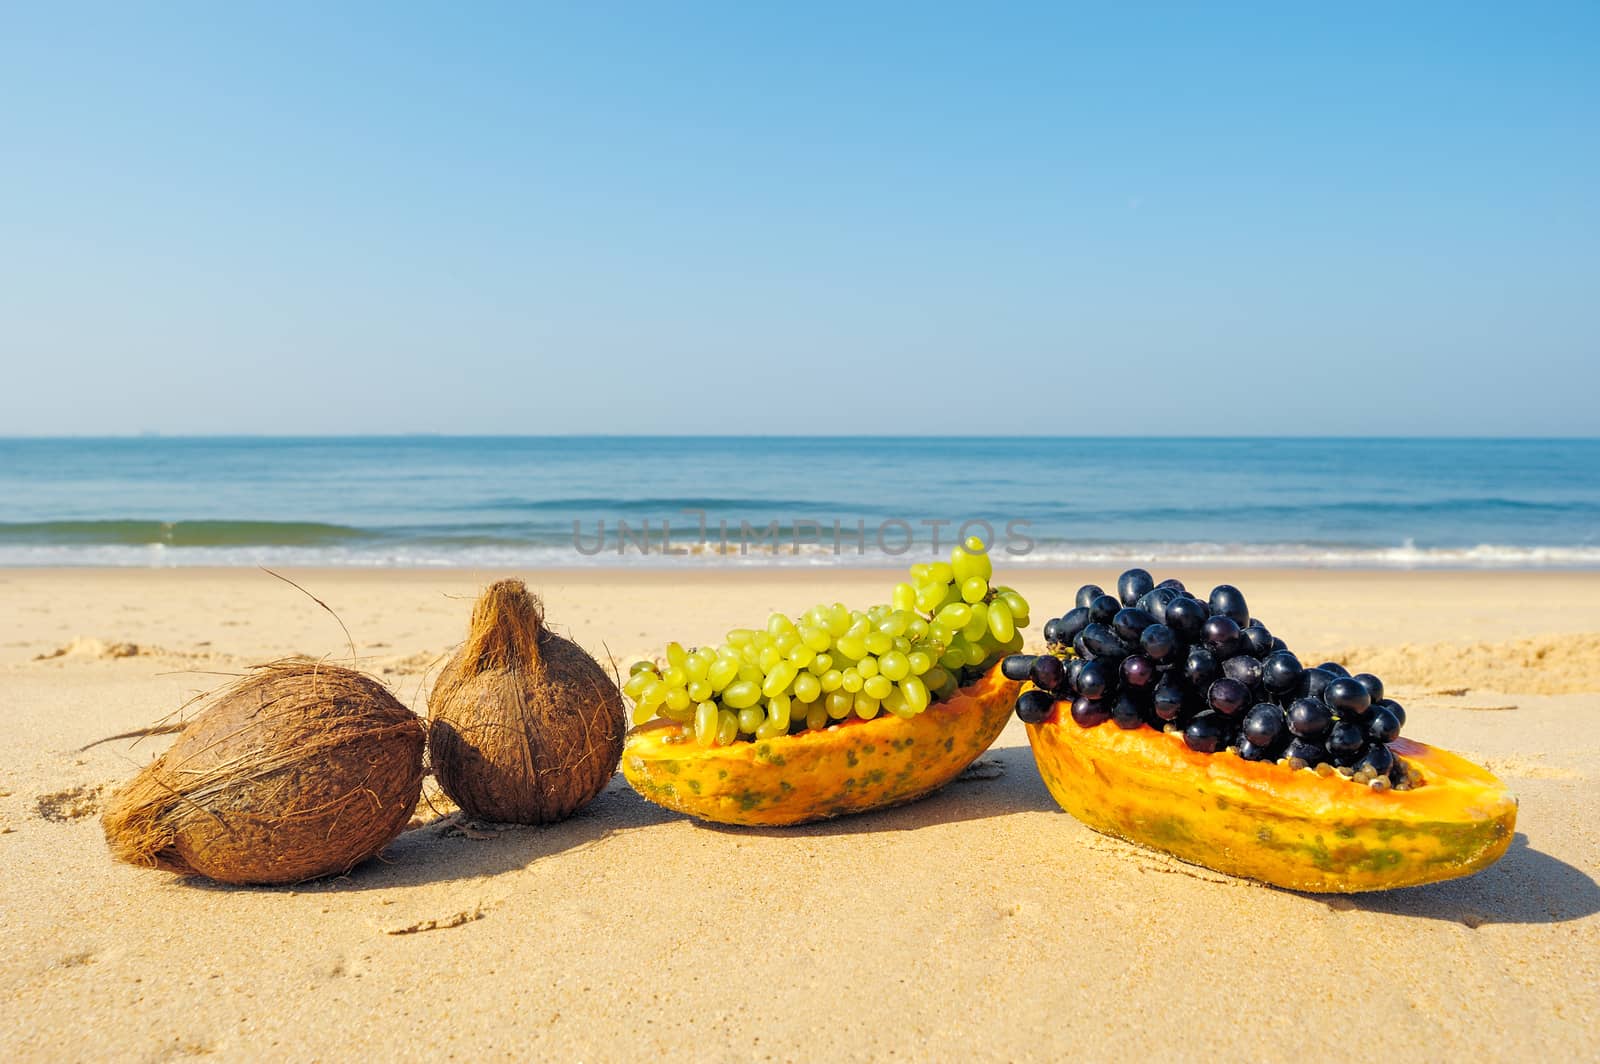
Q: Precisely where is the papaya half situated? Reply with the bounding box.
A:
[1026,696,1517,893]
[622,664,1019,826]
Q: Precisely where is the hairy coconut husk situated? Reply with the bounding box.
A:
[428,580,624,824]
[101,660,426,886]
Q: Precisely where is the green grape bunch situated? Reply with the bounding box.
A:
[622,536,1030,746]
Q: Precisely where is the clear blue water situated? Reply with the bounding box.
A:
[1,437,1596,567]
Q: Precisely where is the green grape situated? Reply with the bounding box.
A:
[723,680,762,709]
[825,691,853,719]
[707,657,740,691]
[763,660,798,698]
[936,603,972,630]
[914,583,946,613]
[878,651,910,681]
[987,599,1015,642]
[902,676,930,712]
[950,545,976,584]
[694,701,719,745]
[961,603,989,643]
[737,705,764,734]
[958,536,993,580]
[793,672,821,703]
[636,552,1023,741]
[800,625,832,652]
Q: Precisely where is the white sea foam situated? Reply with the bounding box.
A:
[4,540,1599,569]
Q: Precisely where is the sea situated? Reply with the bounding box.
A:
[0,437,1596,569]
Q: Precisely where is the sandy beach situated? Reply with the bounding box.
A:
[2,566,1597,1061]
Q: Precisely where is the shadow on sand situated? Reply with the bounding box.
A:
[179,747,1594,924]
[177,779,678,894]
[181,743,1053,892]
[1308,834,1600,926]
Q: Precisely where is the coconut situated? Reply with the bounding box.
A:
[101,660,426,885]
[428,579,624,824]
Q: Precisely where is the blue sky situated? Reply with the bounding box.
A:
[2,2,1596,436]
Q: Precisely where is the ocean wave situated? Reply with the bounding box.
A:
[5,540,1600,570]
[466,496,843,513]
[1054,497,1600,523]
[0,519,377,548]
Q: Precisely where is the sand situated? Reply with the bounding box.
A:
[2,567,1597,1061]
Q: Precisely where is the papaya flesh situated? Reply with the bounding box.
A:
[1026,699,1517,893]
[622,665,1019,826]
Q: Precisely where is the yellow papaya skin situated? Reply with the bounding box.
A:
[622,666,1019,827]
[1026,705,1517,893]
